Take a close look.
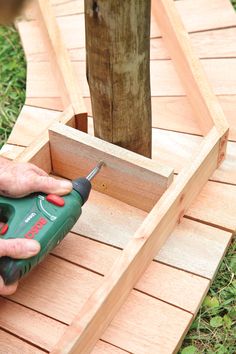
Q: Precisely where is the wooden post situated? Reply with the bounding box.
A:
[84,0,152,158]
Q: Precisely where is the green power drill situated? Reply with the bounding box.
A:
[0,161,104,285]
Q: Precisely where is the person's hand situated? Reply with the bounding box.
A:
[0,158,72,198]
[0,158,73,295]
[0,237,40,295]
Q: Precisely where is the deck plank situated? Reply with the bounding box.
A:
[52,233,210,314]
[0,329,45,354]
[2,0,235,352]
[8,105,61,147]
[6,256,193,354]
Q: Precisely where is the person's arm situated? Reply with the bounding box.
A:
[0,157,73,295]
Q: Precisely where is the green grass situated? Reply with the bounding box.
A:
[0,3,236,353]
[0,26,26,148]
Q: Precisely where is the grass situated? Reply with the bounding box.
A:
[0,3,236,353]
[0,26,26,148]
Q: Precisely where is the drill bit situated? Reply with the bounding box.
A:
[86,161,105,181]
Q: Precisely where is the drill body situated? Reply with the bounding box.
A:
[0,190,83,285]
[0,162,103,285]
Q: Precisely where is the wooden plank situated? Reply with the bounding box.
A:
[14,106,75,172]
[157,218,232,279]
[150,27,236,60]
[73,189,146,245]
[151,95,236,141]
[36,0,87,131]
[0,144,25,160]
[51,0,84,17]
[15,133,51,173]
[86,94,236,142]
[71,189,231,279]
[101,291,192,354]
[187,181,236,232]
[0,329,45,354]
[151,129,236,185]
[7,255,193,354]
[152,0,228,135]
[0,298,125,353]
[51,23,236,61]
[51,0,236,34]
[53,232,210,314]
[151,0,236,38]
[26,59,236,105]
[49,123,174,211]
[8,105,61,147]
[50,126,226,353]
[26,97,64,111]
[0,298,65,351]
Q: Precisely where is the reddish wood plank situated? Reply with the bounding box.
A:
[0,329,44,354]
[101,291,192,354]
[0,298,127,353]
[53,233,209,314]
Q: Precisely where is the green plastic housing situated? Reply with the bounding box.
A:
[0,190,83,285]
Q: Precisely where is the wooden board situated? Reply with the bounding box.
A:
[0,0,235,353]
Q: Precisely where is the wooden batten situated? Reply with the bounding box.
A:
[33,0,88,132]
[49,123,174,212]
[152,0,229,136]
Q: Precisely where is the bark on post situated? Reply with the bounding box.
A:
[84,0,152,157]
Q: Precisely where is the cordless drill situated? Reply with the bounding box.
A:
[0,162,104,285]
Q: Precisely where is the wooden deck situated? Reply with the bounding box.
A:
[0,0,236,353]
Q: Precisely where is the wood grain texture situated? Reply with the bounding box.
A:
[151,128,236,185]
[51,127,225,353]
[151,0,236,37]
[69,188,232,279]
[0,144,25,160]
[8,105,61,147]
[53,232,210,314]
[84,0,152,157]
[49,123,174,211]
[36,0,87,131]
[0,329,45,354]
[151,95,236,141]
[0,298,127,353]
[6,255,193,354]
[150,0,230,135]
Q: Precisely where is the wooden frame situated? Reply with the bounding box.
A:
[1,0,231,353]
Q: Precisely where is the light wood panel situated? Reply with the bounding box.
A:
[49,123,174,211]
[7,255,193,354]
[0,298,128,353]
[187,181,236,232]
[151,0,236,37]
[8,105,61,147]
[71,189,231,279]
[53,232,210,314]
[152,128,236,185]
[0,329,45,354]
[0,144,25,160]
